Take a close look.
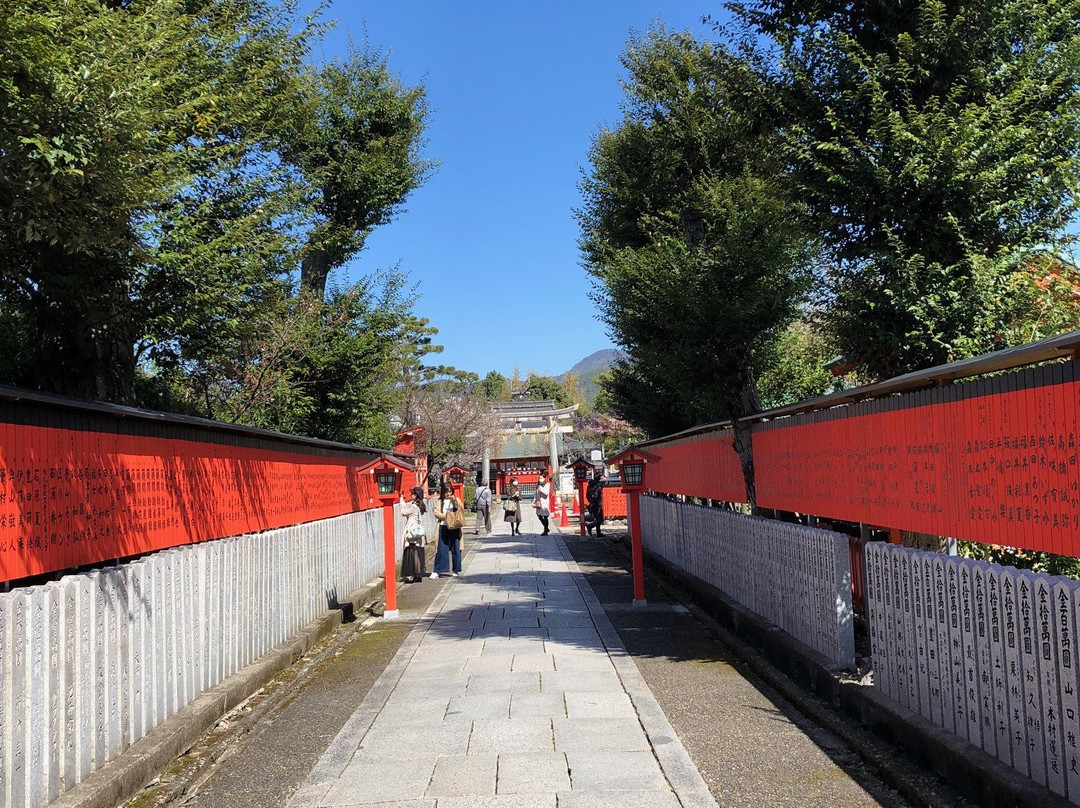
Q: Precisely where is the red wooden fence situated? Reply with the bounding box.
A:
[0,393,387,583]
[644,356,1080,557]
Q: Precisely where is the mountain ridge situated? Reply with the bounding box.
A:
[560,348,626,405]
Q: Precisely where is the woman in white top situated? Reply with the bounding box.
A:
[533,474,551,535]
[400,487,427,582]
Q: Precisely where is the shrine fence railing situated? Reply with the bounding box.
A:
[640,496,855,667]
[0,508,399,808]
[0,388,393,584]
[866,542,1080,802]
[639,330,1080,558]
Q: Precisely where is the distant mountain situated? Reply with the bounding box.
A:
[562,349,626,405]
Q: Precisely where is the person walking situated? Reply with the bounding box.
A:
[400,486,428,582]
[585,469,605,536]
[473,479,492,535]
[431,482,464,578]
[503,478,523,535]
[534,473,552,535]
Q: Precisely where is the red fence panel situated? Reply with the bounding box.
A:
[602,486,627,518]
[643,359,1080,557]
[0,403,386,582]
[647,433,744,502]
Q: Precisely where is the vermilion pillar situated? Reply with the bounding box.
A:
[369,455,411,621]
[382,500,398,618]
[627,491,645,604]
[579,480,588,536]
[607,447,659,608]
[567,458,593,538]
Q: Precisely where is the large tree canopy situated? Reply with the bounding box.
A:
[285,45,437,299]
[579,29,813,506]
[0,0,312,402]
[0,0,437,448]
[737,0,1080,377]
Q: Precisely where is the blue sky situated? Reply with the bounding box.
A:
[301,2,720,379]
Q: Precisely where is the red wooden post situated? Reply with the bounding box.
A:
[579,480,588,536]
[382,500,398,618]
[367,455,412,620]
[567,457,593,538]
[607,448,660,608]
[627,490,645,604]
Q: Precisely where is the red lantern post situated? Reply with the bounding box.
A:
[366,455,411,619]
[608,448,660,607]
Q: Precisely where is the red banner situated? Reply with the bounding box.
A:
[0,424,383,582]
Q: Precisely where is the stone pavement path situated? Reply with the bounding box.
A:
[286,507,716,808]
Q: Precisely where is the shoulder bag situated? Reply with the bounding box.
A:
[444,501,465,530]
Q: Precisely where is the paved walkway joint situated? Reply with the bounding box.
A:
[286,512,717,808]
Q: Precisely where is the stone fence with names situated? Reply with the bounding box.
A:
[640,496,855,667]
[866,542,1080,803]
[0,504,423,808]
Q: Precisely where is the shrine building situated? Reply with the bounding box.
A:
[483,400,577,498]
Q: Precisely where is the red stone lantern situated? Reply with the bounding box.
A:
[607,447,660,606]
[444,464,468,502]
[362,455,412,619]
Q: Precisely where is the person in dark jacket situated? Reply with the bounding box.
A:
[585,469,605,536]
[503,478,523,535]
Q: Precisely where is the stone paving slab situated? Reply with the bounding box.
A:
[427,754,498,798]
[286,512,718,808]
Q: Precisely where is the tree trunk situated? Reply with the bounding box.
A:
[34,267,138,404]
[731,366,761,514]
[301,246,332,299]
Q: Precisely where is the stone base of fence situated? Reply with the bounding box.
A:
[48,574,385,808]
[638,542,1072,808]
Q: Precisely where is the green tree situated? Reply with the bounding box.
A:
[579,29,813,507]
[0,0,312,402]
[524,373,573,407]
[561,370,589,412]
[285,43,437,299]
[757,319,840,409]
[477,370,509,402]
[147,269,431,448]
[736,0,1080,378]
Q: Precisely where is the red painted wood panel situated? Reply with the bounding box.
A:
[647,434,744,503]
[602,486,628,518]
[0,424,383,582]
[644,369,1080,557]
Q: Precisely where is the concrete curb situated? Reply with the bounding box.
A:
[638,544,1073,808]
[49,577,387,808]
